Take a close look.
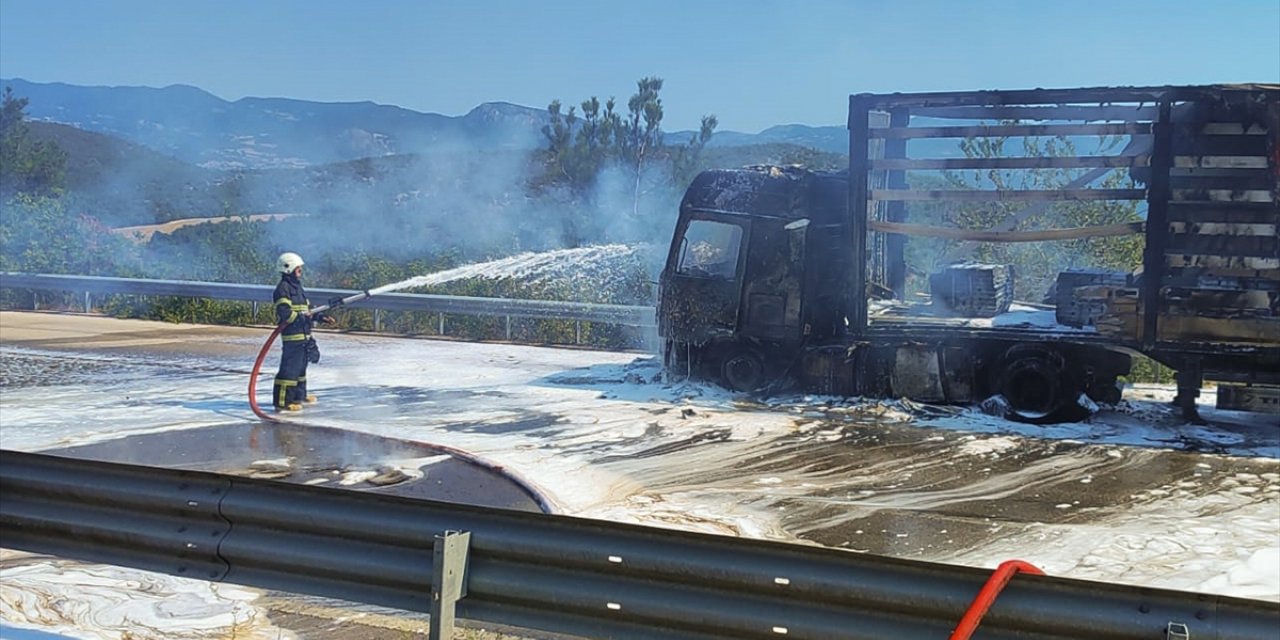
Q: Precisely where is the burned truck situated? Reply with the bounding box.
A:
[658,85,1279,423]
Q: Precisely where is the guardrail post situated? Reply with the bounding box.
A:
[430,530,471,640]
[575,320,582,344]
[375,309,382,332]
[84,291,91,313]
[252,301,258,318]
[438,312,445,336]
[505,315,512,341]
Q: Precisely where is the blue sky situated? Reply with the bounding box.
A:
[1,0,1277,132]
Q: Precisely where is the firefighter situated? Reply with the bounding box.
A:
[272,252,334,411]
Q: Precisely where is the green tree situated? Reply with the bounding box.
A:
[1,87,68,197]
[618,77,665,216]
[537,77,717,235]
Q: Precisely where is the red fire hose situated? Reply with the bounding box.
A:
[248,322,287,423]
[247,318,559,514]
[949,559,1045,640]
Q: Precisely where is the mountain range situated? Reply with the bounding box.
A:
[2,78,850,170]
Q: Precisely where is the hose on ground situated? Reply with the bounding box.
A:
[248,322,287,423]
[248,321,559,514]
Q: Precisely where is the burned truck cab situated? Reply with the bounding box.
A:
[658,166,849,390]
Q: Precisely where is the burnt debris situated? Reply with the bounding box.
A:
[929,264,1015,317]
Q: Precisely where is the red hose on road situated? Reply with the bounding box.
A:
[949,559,1045,640]
[247,323,560,514]
[247,323,287,423]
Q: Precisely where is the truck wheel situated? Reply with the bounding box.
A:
[995,345,1069,423]
[721,349,766,392]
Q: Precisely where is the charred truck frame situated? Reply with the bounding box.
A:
[658,85,1279,423]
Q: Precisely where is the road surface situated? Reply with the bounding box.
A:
[1,311,1276,639]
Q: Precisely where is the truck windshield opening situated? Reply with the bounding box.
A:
[676,220,743,280]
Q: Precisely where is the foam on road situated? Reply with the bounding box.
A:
[2,311,1277,638]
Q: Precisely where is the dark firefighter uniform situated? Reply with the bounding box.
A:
[273,271,317,409]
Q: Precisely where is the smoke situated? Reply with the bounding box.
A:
[590,164,684,246]
[5,81,702,305]
[253,148,547,261]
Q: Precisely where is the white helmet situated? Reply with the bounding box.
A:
[277,252,305,274]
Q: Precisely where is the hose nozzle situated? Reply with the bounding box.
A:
[312,290,373,315]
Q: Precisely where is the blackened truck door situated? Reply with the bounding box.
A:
[739,219,806,343]
[659,216,750,344]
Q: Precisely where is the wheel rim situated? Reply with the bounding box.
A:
[722,351,765,391]
[1003,360,1061,418]
[995,345,1071,421]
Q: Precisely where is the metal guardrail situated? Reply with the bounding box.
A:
[0,272,657,330]
[3,450,1277,640]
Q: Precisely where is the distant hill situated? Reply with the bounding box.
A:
[10,78,860,231]
[26,118,847,231]
[4,78,855,170]
[29,121,212,188]
[700,142,846,171]
[26,115,842,227]
[4,78,553,169]
[669,123,849,154]
[28,120,227,225]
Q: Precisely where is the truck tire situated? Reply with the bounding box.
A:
[994,345,1072,423]
[721,348,767,392]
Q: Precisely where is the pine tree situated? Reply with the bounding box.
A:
[0,87,67,197]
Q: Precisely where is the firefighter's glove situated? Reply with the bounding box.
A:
[305,337,321,364]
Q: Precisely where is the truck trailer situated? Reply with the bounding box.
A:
[658,85,1278,423]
